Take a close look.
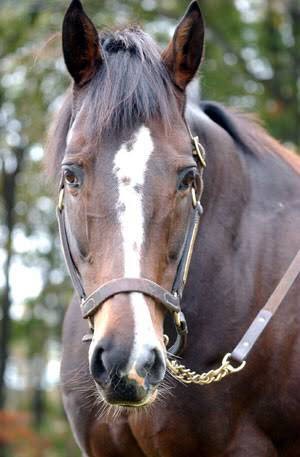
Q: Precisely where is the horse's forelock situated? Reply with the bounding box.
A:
[86,28,176,137]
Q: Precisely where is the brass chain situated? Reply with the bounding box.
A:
[166,353,246,385]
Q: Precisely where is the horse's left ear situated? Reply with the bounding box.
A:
[162,1,204,90]
[62,0,102,86]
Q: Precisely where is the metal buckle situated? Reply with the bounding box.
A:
[82,317,94,343]
[174,311,188,335]
[192,136,206,168]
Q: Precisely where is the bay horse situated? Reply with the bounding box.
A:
[47,0,300,455]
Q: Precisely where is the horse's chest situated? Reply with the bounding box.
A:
[88,415,300,457]
[88,411,226,457]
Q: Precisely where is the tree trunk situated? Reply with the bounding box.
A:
[0,147,25,457]
[32,384,45,430]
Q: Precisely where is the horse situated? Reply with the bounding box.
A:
[47,0,300,455]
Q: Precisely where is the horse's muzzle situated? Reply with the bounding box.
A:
[90,340,165,406]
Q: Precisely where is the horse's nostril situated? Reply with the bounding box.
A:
[152,348,165,381]
[143,349,156,374]
[90,345,107,386]
[139,348,165,386]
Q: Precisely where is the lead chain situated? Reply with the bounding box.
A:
[166,353,246,385]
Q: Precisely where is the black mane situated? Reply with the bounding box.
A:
[200,101,258,155]
[199,101,300,174]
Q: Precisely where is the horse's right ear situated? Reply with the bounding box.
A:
[62,0,102,86]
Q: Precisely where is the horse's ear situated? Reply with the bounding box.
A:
[162,1,204,90]
[62,0,102,86]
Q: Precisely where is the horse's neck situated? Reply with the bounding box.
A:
[184,102,299,360]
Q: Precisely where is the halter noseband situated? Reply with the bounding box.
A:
[56,125,206,355]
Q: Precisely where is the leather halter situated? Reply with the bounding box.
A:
[56,121,300,370]
[56,125,206,355]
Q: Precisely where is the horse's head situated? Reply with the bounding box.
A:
[59,0,204,407]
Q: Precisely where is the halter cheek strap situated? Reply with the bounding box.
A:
[56,195,86,301]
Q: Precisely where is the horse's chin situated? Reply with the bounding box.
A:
[97,387,158,410]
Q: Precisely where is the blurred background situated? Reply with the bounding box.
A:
[0,0,299,455]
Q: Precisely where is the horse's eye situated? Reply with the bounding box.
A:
[64,170,77,185]
[177,167,198,192]
[62,165,83,188]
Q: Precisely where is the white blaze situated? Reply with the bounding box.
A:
[113,125,163,367]
[66,122,76,146]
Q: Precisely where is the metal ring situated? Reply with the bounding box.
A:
[191,188,197,208]
[58,188,65,211]
[174,311,181,327]
[163,334,169,346]
[223,353,246,373]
